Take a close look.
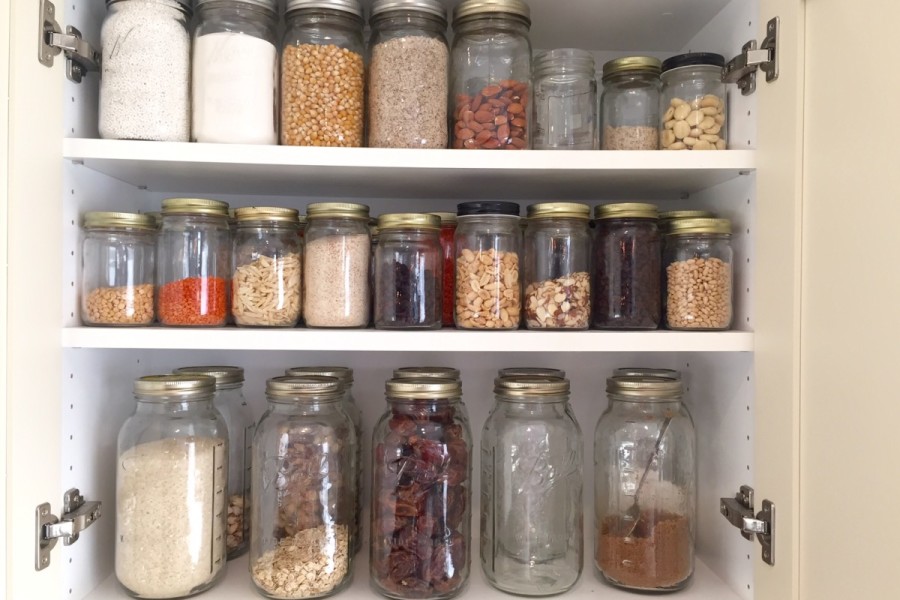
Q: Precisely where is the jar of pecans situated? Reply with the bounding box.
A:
[431,213,458,327]
[371,377,472,599]
[81,212,156,326]
[281,0,365,147]
[533,49,597,150]
[600,56,661,150]
[251,376,357,599]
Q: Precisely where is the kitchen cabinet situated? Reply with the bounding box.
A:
[11,0,888,599]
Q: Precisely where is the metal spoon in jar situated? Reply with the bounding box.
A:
[617,415,672,538]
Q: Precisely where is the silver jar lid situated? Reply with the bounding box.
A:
[613,368,681,380]
[371,0,446,20]
[197,0,277,13]
[285,366,354,386]
[134,375,216,400]
[173,366,245,388]
[494,376,569,398]
[392,366,461,380]
[285,0,363,18]
[266,375,344,400]
[498,367,566,378]
[386,377,462,399]
[607,376,683,400]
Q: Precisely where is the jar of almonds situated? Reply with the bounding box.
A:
[660,52,727,150]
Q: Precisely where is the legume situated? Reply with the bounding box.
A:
[158,277,228,326]
[665,257,732,329]
[84,284,155,325]
[455,248,520,329]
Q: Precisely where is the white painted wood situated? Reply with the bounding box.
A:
[0,0,12,593]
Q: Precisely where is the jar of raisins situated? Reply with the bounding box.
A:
[371,377,472,599]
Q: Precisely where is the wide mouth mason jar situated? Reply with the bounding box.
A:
[533,48,596,150]
[660,52,727,151]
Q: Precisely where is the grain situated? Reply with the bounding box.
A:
[304,234,369,327]
[251,525,350,598]
[524,272,590,329]
[84,284,154,325]
[232,253,302,327]
[602,126,659,150]
[281,44,364,147]
[665,257,732,329]
[455,248,521,329]
[368,35,448,148]
[661,95,726,150]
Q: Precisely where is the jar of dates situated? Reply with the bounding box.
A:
[371,377,472,599]
[450,0,532,149]
[250,376,356,599]
[660,53,727,151]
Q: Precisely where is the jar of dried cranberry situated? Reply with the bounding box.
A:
[371,377,471,599]
[430,213,457,327]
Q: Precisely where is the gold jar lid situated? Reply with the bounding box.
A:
[134,374,216,399]
[377,213,441,231]
[386,377,462,399]
[659,210,715,221]
[453,0,530,25]
[266,375,343,400]
[594,203,659,220]
[430,212,458,224]
[613,367,681,380]
[494,376,569,397]
[173,366,244,388]
[306,202,370,220]
[285,366,353,385]
[498,367,566,378]
[527,202,591,219]
[668,217,732,235]
[83,211,157,231]
[234,207,300,223]
[393,366,461,380]
[602,56,662,80]
[606,376,683,399]
[161,197,229,216]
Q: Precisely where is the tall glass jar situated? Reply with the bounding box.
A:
[81,212,156,326]
[251,376,356,599]
[454,202,521,329]
[375,213,442,329]
[600,56,661,150]
[523,202,591,329]
[116,375,227,598]
[431,213,458,327]
[371,378,472,599]
[533,49,596,150]
[660,53,727,151]
[481,376,583,595]
[304,202,371,327]
[450,0,532,150]
[594,376,696,592]
[281,0,365,147]
[664,218,733,330]
[368,0,449,148]
[232,207,302,327]
[157,198,231,327]
[192,0,278,144]
[591,203,660,330]
[100,0,191,141]
[393,366,461,380]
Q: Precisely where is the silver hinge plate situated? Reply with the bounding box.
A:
[38,0,101,83]
[35,488,102,571]
[720,484,775,566]
[723,17,780,96]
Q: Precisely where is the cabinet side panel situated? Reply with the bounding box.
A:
[1,0,11,594]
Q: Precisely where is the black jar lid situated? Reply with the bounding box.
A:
[457,201,520,217]
[661,52,725,73]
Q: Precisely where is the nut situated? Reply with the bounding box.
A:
[665,257,732,329]
[455,248,520,329]
[227,494,246,553]
[452,80,529,150]
[661,94,726,150]
[84,283,154,325]
[524,272,590,329]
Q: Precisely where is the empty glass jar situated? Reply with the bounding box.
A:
[660,53,727,150]
[533,49,596,150]
[600,56,661,150]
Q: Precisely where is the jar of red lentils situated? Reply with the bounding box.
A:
[430,212,457,327]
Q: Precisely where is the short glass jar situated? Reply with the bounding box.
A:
[431,213,458,327]
[232,207,302,327]
[664,218,734,330]
[100,0,192,141]
[116,375,228,598]
[450,0,532,150]
[533,49,596,150]
[592,203,660,330]
[660,53,727,151]
[371,377,472,599]
[281,0,365,147]
[251,376,356,599]
[192,0,278,144]
[481,376,583,595]
[375,213,442,329]
[600,56,661,150]
[454,201,521,329]
[368,0,449,148]
[81,212,156,326]
[303,202,371,328]
[393,366,461,380]
[523,202,591,329]
[594,376,696,592]
[173,366,254,559]
[157,198,231,327]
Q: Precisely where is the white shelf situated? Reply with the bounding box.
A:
[63,139,756,200]
[61,327,753,353]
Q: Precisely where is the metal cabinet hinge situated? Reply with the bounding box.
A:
[38,0,101,83]
[35,488,102,571]
[720,485,775,566]
[723,17,779,96]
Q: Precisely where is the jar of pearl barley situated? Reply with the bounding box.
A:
[659,53,727,151]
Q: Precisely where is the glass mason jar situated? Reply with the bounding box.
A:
[498,367,565,378]
[192,0,278,144]
[660,53,727,151]
[658,210,715,236]
[303,202,371,327]
[600,56,661,150]
[368,0,449,148]
[157,198,231,327]
[450,0,532,150]
[173,366,255,559]
[375,213,442,329]
[393,366,461,380]
[523,202,591,329]
[431,213,457,327]
[664,218,734,330]
[281,0,365,147]
[454,201,521,329]
[81,212,156,326]
[232,207,302,327]
[371,377,472,599]
[594,376,696,592]
[481,376,583,595]
[284,366,363,555]
[592,203,660,330]
[533,49,596,150]
[100,0,191,141]
[116,375,228,598]
[251,376,356,599]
